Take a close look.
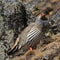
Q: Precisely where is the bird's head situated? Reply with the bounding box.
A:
[37,13,46,19]
[37,7,53,20]
[35,13,47,26]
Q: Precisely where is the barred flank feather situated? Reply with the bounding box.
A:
[26,27,40,43]
[20,26,40,49]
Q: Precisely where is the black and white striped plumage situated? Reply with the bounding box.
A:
[20,26,40,45]
[18,22,42,51]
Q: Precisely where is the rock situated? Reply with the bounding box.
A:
[0,42,5,60]
[36,2,45,9]
[53,54,60,60]
[52,33,60,40]
[22,0,32,4]
[50,0,59,3]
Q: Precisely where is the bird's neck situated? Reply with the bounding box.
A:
[35,17,43,26]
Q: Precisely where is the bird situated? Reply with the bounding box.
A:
[7,13,45,55]
[7,7,53,55]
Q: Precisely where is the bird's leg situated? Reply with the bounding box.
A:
[29,47,33,51]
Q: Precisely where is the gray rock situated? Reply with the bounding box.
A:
[0,42,5,60]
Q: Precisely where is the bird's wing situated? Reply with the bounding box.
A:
[19,23,42,49]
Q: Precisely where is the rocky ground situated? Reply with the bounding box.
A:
[0,0,60,60]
